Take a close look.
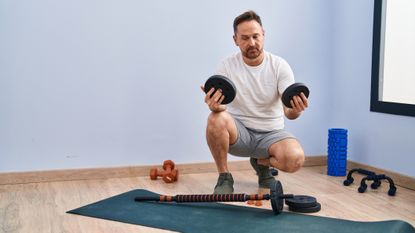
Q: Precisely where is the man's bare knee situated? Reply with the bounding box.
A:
[207,112,228,128]
[206,112,237,144]
[207,112,229,139]
[269,139,305,173]
[284,150,305,173]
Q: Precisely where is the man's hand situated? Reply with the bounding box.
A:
[200,86,227,112]
[284,92,308,120]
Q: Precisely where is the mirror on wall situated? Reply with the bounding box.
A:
[371,0,415,117]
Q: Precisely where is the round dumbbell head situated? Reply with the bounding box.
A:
[270,180,284,215]
[149,168,158,180]
[163,160,175,170]
[172,169,179,181]
[285,195,317,209]
[204,75,237,105]
[282,83,310,108]
[163,173,176,183]
[288,202,321,213]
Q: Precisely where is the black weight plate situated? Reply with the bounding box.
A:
[204,75,236,105]
[270,180,284,215]
[288,202,321,213]
[285,195,317,208]
[282,83,310,108]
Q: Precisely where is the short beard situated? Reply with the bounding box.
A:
[243,47,263,60]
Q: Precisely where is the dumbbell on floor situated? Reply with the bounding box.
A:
[162,160,179,183]
[149,168,178,183]
[149,160,179,183]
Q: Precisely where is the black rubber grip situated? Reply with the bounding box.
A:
[175,194,247,202]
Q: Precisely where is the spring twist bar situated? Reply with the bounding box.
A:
[134,180,293,215]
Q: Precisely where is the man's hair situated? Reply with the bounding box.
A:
[233,10,262,34]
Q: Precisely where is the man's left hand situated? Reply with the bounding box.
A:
[290,92,308,113]
[284,92,308,120]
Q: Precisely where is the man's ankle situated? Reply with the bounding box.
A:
[257,158,270,166]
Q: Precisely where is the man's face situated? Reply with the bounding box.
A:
[233,20,264,60]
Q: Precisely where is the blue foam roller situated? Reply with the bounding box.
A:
[328,170,347,175]
[328,163,347,168]
[328,146,347,151]
[328,155,347,159]
[328,138,348,143]
[328,157,347,162]
[328,151,347,156]
[327,171,347,176]
[327,128,348,177]
[328,134,347,139]
[327,166,347,171]
[328,128,348,134]
[328,156,347,161]
[328,141,347,147]
[328,150,347,154]
[328,153,347,157]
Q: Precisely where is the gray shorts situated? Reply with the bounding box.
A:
[229,117,296,159]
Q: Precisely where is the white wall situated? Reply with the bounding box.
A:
[0,0,332,172]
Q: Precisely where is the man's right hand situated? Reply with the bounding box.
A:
[200,86,227,112]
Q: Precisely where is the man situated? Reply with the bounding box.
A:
[202,10,308,194]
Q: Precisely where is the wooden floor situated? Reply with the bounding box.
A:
[1,166,414,233]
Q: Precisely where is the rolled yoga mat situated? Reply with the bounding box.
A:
[67,189,415,233]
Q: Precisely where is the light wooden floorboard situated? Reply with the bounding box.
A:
[0,166,414,233]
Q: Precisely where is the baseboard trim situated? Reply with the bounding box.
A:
[2,156,413,190]
[0,156,327,185]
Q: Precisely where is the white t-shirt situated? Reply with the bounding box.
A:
[215,51,295,131]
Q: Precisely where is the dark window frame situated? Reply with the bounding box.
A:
[370,0,415,117]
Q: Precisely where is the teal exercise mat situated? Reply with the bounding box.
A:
[67,189,415,233]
